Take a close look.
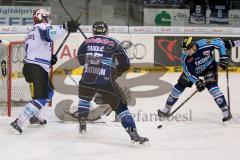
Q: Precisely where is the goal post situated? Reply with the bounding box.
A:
[0,40,31,117]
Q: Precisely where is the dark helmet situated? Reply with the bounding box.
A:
[92,21,108,35]
[182,37,194,50]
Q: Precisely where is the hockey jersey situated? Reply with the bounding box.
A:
[24,23,66,72]
[181,38,227,83]
[78,35,130,85]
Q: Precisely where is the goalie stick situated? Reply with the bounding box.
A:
[58,69,113,121]
[54,0,91,57]
[54,99,112,122]
[158,89,198,118]
[64,106,112,122]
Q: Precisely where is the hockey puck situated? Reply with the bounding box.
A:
[157,125,162,129]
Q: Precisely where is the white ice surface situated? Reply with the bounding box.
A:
[1,73,240,160]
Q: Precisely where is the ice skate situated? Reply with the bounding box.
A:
[158,105,171,117]
[126,128,149,146]
[10,119,22,134]
[221,106,232,122]
[29,116,47,125]
[158,109,169,117]
[78,116,87,134]
[222,110,232,122]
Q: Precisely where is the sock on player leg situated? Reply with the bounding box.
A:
[17,100,43,127]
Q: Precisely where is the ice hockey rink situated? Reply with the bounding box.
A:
[1,72,240,160]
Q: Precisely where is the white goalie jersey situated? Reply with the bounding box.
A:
[24,23,66,72]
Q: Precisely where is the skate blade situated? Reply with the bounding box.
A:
[131,141,150,147]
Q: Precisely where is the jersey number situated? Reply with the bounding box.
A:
[86,52,103,65]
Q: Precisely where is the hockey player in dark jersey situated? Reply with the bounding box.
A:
[158,37,237,122]
[76,21,149,145]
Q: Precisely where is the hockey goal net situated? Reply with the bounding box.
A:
[0,41,31,116]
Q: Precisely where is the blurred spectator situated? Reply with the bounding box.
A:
[209,0,230,24]
[189,0,207,24]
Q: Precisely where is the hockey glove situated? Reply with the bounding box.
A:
[195,79,205,92]
[219,55,229,70]
[50,54,58,65]
[63,20,80,33]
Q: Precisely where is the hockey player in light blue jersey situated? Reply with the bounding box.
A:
[10,9,80,134]
[158,37,239,122]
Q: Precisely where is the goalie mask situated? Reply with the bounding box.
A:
[92,21,108,35]
[33,9,50,24]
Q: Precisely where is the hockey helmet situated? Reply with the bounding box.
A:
[92,21,108,35]
[182,37,194,50]
[33,9,50,24]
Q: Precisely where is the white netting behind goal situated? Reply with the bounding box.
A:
[0,41,31,116]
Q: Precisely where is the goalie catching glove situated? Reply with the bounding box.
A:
[63,20,80,32]
[219,55,229,70]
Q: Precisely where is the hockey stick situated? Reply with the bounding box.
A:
[59,0,89,39]
[158,90,198,118]
[226,67,231,111]
[54,0,91,56]
[64,106,111,122]
[63,69,78,85]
